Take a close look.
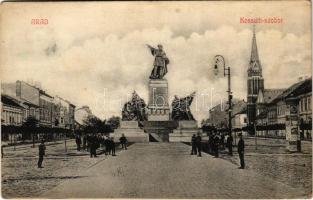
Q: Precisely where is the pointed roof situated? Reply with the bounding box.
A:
[271,77,312,104]
[250,25,259,62]
[249,25,262,72]
[257,89,285,104]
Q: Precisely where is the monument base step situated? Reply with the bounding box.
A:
[112,121,149,142]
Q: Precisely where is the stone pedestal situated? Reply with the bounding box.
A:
[169,120,199,142]
[112,121,148,143]
[147,79,170,121]
[285,98,300,152]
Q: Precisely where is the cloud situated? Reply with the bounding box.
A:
[0,2,311,121]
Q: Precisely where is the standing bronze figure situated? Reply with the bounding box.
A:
[147,44,170,79]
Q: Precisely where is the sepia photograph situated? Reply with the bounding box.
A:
[0,1,312,199]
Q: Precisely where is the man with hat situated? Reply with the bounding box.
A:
[38,140,46,168]
[237,132,245,169]
[195,132,202,157]
[190,134,197,155]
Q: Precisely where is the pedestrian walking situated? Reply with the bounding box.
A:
[75,135,82,151]
[38,140,46,168]
[208,134,214,154]
[220,134,225,149]
[104,136,110,155]
[213,134,220,158]
[195,132,202,157]
[226,134,233,156]
[190,134,197,155]
[82,134,87,150]
[110,137,116,156]
[238,133,245,169]
[119,134,128,150]
[86,134,91,152]
[90,135,97,158]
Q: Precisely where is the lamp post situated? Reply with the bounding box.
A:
[213,55,233,143]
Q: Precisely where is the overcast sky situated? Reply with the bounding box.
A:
[0,1,311,121]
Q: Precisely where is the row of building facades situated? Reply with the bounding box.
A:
[204,27,312,140]
[1,80,76,130]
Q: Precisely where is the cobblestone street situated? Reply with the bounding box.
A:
[2,139,311,198]
[1,140,110,198]
[42,142,308,199]
[218,137,312,196]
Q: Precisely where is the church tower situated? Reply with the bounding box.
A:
[247,25,264,131]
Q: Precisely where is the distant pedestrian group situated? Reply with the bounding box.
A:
[192,131,245,169]
[75,133,129,158]
[191,132,202,157]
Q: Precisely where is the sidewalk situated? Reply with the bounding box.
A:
[218,137,312,195]
[1,139,126,198]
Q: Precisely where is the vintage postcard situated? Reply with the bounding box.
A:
[0,1,311,199]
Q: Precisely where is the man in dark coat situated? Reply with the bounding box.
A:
[226,134,233,156]
[190,134,197,155]
[75,135,82,151]
[104,136,110,155]
[82,135,87,150]
[220,134,225,149]
[119,134,128,150]
[90,135,97,158]
[86,134,91,152]
[213,134,220,158]
[38,140,46,168]
[238,133,245,169]
[195,132,202,157]
[208,134,214,154]
[110,137,116,156]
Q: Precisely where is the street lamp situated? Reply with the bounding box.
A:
[213,55,233,143]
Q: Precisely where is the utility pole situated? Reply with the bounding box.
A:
[214,55,232,142]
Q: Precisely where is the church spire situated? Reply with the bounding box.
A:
[249,24,262,72]
[250,25,259,63]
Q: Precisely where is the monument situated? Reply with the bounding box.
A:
[146,44,170,121]
[169,92,199,142]
[113,91,149,142]
[143,44,176,142]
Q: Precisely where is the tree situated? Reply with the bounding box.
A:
[82,116,112,135]
[107,116,120,129]
[22,116,39,146]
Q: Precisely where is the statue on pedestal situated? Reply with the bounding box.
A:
[122,91,147,121]
[147,44,170,79]
[171,92,196,121]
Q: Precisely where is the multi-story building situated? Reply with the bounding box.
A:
[53,96,69,128]
[205,99,247,132]
[298,91,312,139]
[256,77,312,140]
[2,81,40,121]
[256,89,285,137]
[231,100,248,134]
[1,94,24,126]
[53,96,75,129]
[68,103,76,130]
[39,90,54,127]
